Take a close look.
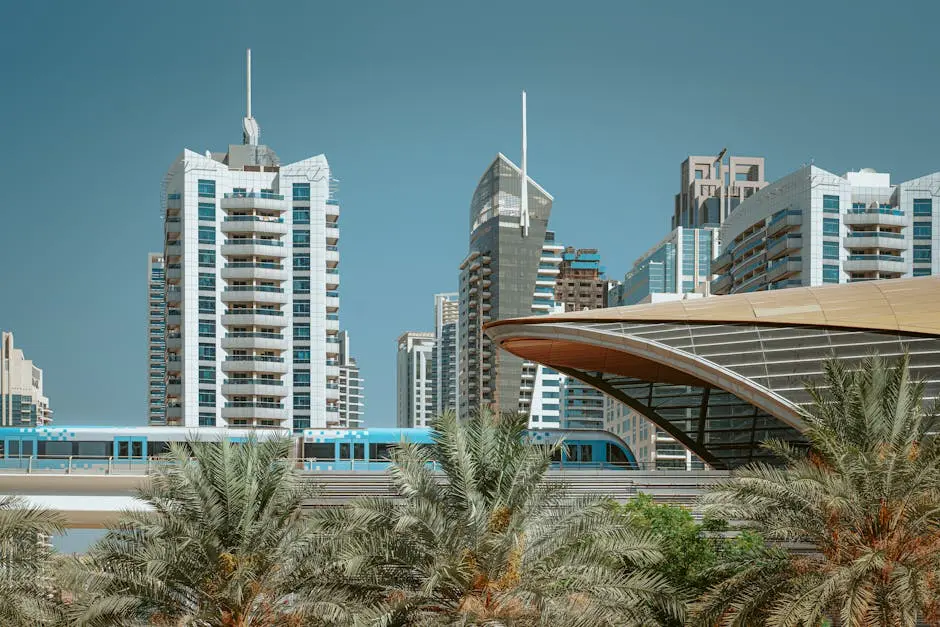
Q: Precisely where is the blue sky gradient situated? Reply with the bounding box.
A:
[2,0,939,427]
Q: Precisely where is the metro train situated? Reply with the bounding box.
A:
[0,425,638,471]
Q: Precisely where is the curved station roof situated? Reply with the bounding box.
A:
[485,277,940,469]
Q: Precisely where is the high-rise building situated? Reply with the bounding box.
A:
[609,227,718,306]
[673,153,767,229]
[147,253,167,425]
[711,166,940,295]
[550,247,608,429]
[1,332,52,427]
[459,93,553,420]
[397,331,436,428]
[432,293,459,415]
[336,330,364,428]
[161,50,341,431]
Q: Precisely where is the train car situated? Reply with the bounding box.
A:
[0,426,285,472]
[300,427,638,471]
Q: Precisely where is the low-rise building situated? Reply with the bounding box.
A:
[1,332,52,427]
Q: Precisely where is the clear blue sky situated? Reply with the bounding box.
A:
[2,0,938,428]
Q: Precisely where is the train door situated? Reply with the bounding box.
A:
[2,434,37,468]
[114,436,147,465]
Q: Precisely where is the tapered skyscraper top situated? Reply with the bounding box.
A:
[242,48,260,145]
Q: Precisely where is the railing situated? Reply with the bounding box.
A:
[226,355,285,363]
[225,401,284,409]
[224,309,284,317]
[768,208,802,226]
[847,207,904,216]
[225,378,284,386]
[226,332,284,339]
[225,285,285,293]
[846,231,904,239]
[225,262,283,270]
[223,191,284,200]
[224,216,284,223]
[167,193,181,200]
[846,254,904,262]
[224,239,284,247]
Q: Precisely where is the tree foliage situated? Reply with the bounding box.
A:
[693,354,940,627]
[316,409,683,626]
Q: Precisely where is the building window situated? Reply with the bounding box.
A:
[823,240,840,260]
[293,230,310,246]
[914,199,933,217]
[198,273,215,290]
[293,208,310,224]
[823,264,839,283]
[694,170,703,180]
[293,254,310,270]
[913,267,931,277]
[198,225,215,245]
[914,222,932,239]
[198,343,216,360]
[293,324,310,340]
[197,179,216,198]
[914,245,932,262]
[293,278,310,294]
[293,349,311,363]
[293,183,311,201]
[198,249,215,268]
[293,371,311,386]
[199,366,216,384]
[822,194,840,213]
[198,321,215,337]
[198,296,215,314]
[293,301,310,316]
[198,412,216,427]
[822,218,840,236]
[198,202,216,221]
[294,394,311,409]
[198,391,215,407]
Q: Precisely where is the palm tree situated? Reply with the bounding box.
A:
[693,354,940,627]
[0,495,65,626]
[70,436,346,627]
[318,409,682,626]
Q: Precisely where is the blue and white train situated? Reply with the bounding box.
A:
[0,426,638,471]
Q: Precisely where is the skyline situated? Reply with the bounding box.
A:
[3,1,940,427]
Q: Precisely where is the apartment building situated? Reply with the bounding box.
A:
[0,332,52,427]
[673,153,767,229]
[396,331,436,428]
[432,292,459,415]
[336,330,364,428]
[147,253,167,425]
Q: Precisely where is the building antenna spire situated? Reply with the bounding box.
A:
[242,48,260,145]
[520,90,530,237]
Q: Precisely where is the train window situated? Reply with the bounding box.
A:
[0,441,4,456]
[132,441,143,458]
[303,443,334,460]
[550,447,562,463]
[39,441,73,458]
[149,442,171,457]
[353,443,365,460]
[8,441,20,456]
[606,443,630,467]
[78,442,108,458]
[578,445,592,462]
[369,443,392,460]
[339,443,350,460]
[21,441,33,456]
[118,442,129,458]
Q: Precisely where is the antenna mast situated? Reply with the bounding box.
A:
[520,91,530,237]
[242,48,260,145]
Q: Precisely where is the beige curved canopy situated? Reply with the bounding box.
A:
[485,276,940,336]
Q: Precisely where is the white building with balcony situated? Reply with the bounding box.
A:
[1,332,52,427]
[161,51,341,431]
[712,165,940,294]
[397,332,436,428]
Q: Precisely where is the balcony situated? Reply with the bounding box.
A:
[844,208,906,227]
[326,202,340,220]
[766,235,802,261]
[843,254,906,274]
[166,335,182,350]
[221,239,288,259]
[326,248,339,265]
[326,226,339,243]
[166,405,182,420]
[221,333,286,351]
[712,251,732,274]
[220,286,289,305]
[221,263,287,282]
[325,296,340,311]
[221,380,287,397]
[221,216,288,236]
[766,209,802,237]
[165,218,181,235]
[166,194,181,210]
[221,356,289,374]
[221,402,286,420]
[221,309,287,328]
[766,256,802,282]
[844,231,906,250]
[165,243,182,258]
[166,288,181,304]
[220,193,286,212]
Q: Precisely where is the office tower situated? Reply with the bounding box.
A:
[550,247,608,429]
[458,92,553,420]
[147,253,167,425]
[397,331,436,428]
[673,152,767,229]
[432,293,459,415]
[0,332,52,426]
[712,166,940,295]
[609,227,718,306]
[162,50,341,430]
[336,330,364,427]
